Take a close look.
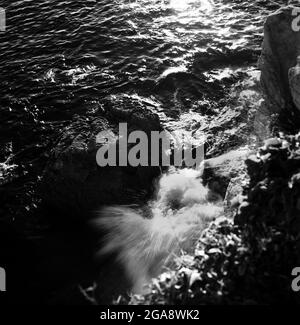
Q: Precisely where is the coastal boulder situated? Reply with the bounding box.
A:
[259,4,300,120]
[41,95,162,218]
[202,147,250,200]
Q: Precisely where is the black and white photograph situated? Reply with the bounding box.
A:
[1,0,300,310]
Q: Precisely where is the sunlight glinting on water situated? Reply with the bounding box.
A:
[169,0,190,11]
[170,0,214,12]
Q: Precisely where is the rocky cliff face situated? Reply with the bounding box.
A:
[259,3,300,128]
[236,134,300,237]
[289,55,300,111]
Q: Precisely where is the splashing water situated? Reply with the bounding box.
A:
[94,168,223,293]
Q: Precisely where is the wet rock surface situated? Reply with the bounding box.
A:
[289,56,300,112]
[259,4,300,127]
[236,134,300,237]
[202,147,250,199]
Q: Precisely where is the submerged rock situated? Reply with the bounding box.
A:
[259,4,300,124]
[41,95,162,218]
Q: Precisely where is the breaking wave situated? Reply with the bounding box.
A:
[94,168,223,293]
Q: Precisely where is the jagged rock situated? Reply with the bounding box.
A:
[259,4,300,117]
[223,173,248,218]
[200,69,263,156]
[41,95,162,218]
[235,134,300,237]
[202,147,250,199]
[235,133,300,270]
[289,56,300,111]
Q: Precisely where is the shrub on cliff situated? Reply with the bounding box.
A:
[126,133,300,305]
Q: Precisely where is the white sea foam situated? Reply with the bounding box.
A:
[94,168,223,293]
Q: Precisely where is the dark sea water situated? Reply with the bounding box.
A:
[0,0,287,303]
